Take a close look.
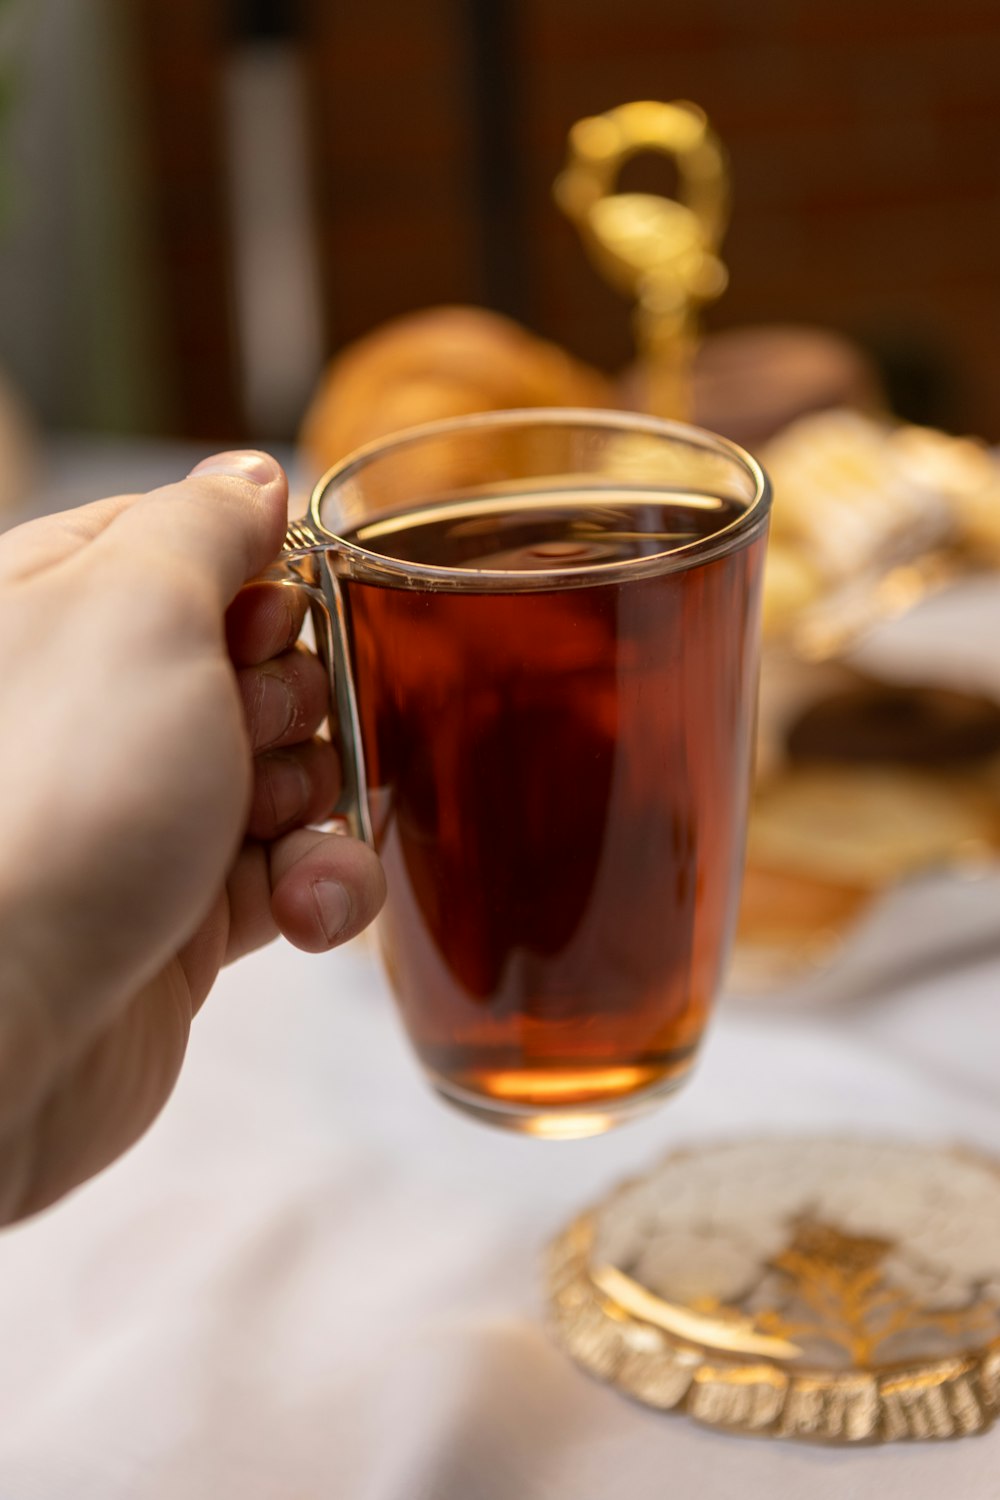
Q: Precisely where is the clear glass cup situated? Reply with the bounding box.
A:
[278,409,771,1137]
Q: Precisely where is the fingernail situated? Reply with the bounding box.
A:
[263,755,311,826]
[189,450,279,486]
[312,879,351,944]
[253,670,295,750]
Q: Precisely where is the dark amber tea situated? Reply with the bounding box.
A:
[337,489,766,1134]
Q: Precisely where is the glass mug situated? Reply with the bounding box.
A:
[276,410,770,1137]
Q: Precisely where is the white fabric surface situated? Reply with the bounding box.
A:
[0,919,999,1498]
[2,443,999,1495]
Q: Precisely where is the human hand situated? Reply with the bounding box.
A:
[0,451,385,1224]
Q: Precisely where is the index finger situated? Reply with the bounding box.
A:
[226,580,308,667]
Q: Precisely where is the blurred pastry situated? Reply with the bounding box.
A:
[739,670,1000,986]
[758,409,1000,653]
[891,422,1000,565]
[736,862,872,971]
[759,545,824,642]
[763,409,953,583]
[746,766,996,890]
[300,305,616,479]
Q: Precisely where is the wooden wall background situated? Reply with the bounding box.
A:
[129,0,1000,442]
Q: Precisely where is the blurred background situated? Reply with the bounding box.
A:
[0,0,998,456]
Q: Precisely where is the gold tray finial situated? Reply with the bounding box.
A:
[555,100,729,420]
[548,1138,1000,1442]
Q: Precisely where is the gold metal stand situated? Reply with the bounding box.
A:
[555,100,729,420]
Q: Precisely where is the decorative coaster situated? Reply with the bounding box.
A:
[547,1138,1000,1442]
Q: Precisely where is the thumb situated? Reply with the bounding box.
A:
[269,827,386,954]
[0,452,290,597]
[91,450,290,608]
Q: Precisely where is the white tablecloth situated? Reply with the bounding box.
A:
[2,442,999,1497]
[0,906,998,1498]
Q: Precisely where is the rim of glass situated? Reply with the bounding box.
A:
[308,407,771,592]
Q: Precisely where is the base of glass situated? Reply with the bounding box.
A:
[428,1063,694,1139]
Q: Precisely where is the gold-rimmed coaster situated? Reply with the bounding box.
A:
[547,1138,1000,1442]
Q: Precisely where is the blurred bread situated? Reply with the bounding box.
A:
[758,409,1000,647]
[300,305,616,479]
[736,861,871,955]
[746,765,997,888]
[891,422,1000,565]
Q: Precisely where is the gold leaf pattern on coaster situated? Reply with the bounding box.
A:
[546,1139,1000,1442]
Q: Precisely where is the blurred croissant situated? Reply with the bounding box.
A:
[299,305,616,478]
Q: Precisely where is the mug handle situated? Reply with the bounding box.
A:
[261,522,373,847]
